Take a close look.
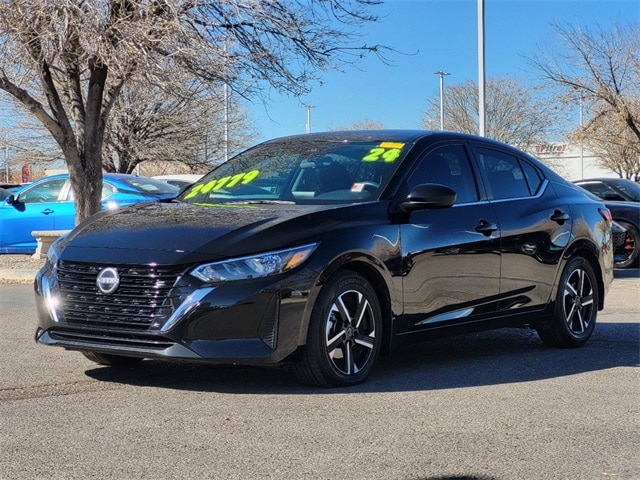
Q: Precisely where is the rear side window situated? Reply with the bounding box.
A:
[68,182,118,201]
[473,147,542,200]
[520,159,542,195]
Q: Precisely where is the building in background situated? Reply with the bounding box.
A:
[528,142,615,181]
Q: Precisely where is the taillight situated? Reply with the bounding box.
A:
[599,208,613,223]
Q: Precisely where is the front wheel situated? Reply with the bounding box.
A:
[293,272,383,387]
[82,351,144,367]
[537,256,598,348]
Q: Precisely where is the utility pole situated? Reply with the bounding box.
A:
[3,132,8,183]
[224,82,229,162]
[579,94,584,179]
[433,71,451,131]
[303,104,315,133]
[477,0,486,137]
[223,40,230,162]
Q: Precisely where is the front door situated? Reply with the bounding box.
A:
[397,144,501,335]
[0,177,68,251]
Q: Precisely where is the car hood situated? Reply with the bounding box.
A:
[58,201,364,264]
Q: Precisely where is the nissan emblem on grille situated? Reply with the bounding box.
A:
[96,267,120,295]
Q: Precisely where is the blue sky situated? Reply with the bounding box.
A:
[248,0,639,142]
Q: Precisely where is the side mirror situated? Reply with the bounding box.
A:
[399,183,457,212]
[5,194,16,205]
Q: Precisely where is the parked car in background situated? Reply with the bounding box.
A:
[35,131,613,387]
[1,183,28,194]
[574,177,640,202]
[610,221,633,266]
[153,174,203,189]
[574,178,639,268]
[1,173,179,254]
[600,201,639,268]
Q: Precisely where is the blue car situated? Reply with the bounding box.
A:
[0,173,179,254]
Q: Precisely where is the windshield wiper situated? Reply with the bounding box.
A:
[228,200,296,205]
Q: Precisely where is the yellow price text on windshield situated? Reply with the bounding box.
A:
[362,144,404,163]
[379,142,405,149]
[183,170,260,200]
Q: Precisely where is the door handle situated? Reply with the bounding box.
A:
[550,210,570,224]
[475,219,498,236]
[41,209,54,215]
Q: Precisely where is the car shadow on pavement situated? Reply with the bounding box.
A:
[85,322,639,395]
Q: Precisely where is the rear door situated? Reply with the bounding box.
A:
[470,144,571,310]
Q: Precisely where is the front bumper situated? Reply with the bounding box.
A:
[34,259,316,365]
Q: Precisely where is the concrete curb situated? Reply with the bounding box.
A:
[0,269,38,284]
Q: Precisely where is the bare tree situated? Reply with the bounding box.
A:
[0,0,386,224]
[420,77,561,150]
[0,103,63,182]
[532,22,640,176]
[102,77,257,174]
[331,118,386,130]
[571,104,640,180]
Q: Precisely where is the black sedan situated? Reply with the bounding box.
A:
[574,178,639,268]
[574,177,640,202]
[34,131,614,387]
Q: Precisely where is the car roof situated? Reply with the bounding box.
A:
[29,173,158,183]
[268,129,514,145]
[576,178,636,184]
[263,130,545,161]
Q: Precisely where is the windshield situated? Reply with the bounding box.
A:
[179,137,410,205]
[126,177,181,195]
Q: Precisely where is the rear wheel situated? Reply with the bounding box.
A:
[293,271,382,387]
[82,351,143,367]
[537,256,598,348]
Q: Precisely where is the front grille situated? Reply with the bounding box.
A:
[56,261,186,331]
[49,330,175,350]
[612,229,626,248]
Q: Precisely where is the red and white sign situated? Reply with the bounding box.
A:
[21,164,30,183]
[534,143,568,156]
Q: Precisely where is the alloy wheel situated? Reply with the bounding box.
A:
[324,289,376,376]
[562,266,595,336]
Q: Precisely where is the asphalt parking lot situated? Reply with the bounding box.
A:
[1,270,638,480]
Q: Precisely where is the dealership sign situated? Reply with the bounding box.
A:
[21,164,30,183]
[534,143,568,155]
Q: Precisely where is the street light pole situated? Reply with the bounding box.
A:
[477,0,486,137]
[579,94,584,179]
[303,104,315,133]
[223,40,230,162]
[433,71,450,131]
[224,81,229,162]
[3,132,8,183]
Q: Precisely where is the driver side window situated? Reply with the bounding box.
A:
[18,178,67,203]
[407,144,479,204]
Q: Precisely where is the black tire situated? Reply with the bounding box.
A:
[82,351,144,367]
[614,221,639,269]
[537,256,598,348]
[293,271,383,387]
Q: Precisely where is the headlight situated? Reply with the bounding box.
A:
[190,243,318,283]
[46,235,65,268]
